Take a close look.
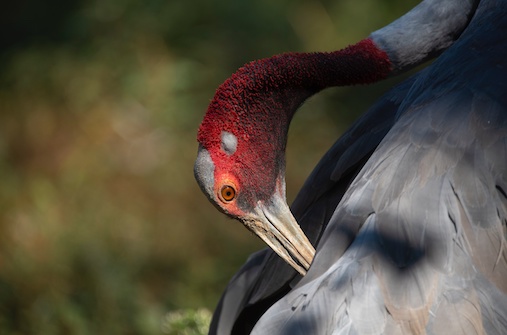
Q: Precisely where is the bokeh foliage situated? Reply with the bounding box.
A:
[0,0,417,333]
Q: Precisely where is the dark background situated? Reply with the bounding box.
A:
[0,0,418,333]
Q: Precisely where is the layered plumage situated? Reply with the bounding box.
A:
[195,0,507,334]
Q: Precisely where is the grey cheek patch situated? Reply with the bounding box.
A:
[194,145,215,199]
[221,131,238,155]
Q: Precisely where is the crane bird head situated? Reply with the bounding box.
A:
[194,57,317,276]
[194,39,391,275]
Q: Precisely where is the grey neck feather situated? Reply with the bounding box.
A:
[370,0,480,74]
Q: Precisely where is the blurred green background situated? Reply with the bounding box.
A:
[0,0,417,333]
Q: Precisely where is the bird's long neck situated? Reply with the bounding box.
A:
[199,39,391,149]
[235,38,388,114]
[279,38,392,90]
[257,38,392,118]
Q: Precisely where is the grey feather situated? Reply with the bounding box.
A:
[371,0,479,74]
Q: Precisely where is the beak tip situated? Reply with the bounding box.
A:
[247,197,315,276]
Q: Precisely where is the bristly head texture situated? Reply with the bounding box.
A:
[196,38,391,212]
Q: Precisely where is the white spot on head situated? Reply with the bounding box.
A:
[221,131,238,155]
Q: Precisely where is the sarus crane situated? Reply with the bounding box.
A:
[194,0,507,333]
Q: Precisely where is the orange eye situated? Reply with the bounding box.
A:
[220,185,236,202]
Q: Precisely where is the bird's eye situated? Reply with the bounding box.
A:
[220,185,236,202]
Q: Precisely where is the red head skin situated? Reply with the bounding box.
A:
[197,38,391,217]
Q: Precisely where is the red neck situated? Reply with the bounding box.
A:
[199,38,391,144]
[254,38,392,92]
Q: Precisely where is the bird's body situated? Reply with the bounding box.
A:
[195,0,507,334]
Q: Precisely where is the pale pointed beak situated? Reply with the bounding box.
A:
[243,193,315,275]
